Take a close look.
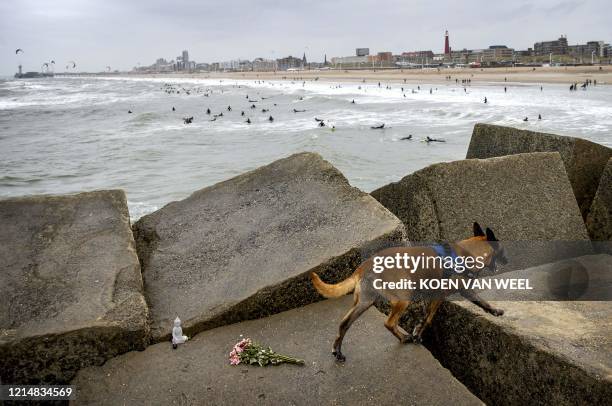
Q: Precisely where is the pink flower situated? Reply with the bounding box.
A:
[229,354,241,365]
[229,337,253,365]
[237,338,252,349]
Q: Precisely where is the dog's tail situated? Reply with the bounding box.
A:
[310,265,364,298]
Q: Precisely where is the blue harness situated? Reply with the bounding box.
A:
[431,243,460,279]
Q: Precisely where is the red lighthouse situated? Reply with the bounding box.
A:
[444,30,451,55]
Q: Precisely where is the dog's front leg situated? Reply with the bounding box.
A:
[460,289,504,316]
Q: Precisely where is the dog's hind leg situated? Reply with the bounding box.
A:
[384,300,411,343]
[412,299,443,343]
[332,287,374,362]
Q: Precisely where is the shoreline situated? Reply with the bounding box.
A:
[91,65,612,85]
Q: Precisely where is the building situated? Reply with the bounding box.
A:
[356,48,369,56]
[515,48,534,58]
[175,50,194,71]
[534,36,568,55]
[568,41,605,61]
[330,55,369,66]
[132,57,176,73]
[252,58,277,71]
[400,50,434,64]
[447,48,474,64]
[375,52,393,62]
[219,59,252,71]
[482,45,514,62]
[276,55,303,70]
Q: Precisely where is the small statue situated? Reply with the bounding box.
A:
[172,317,188,349]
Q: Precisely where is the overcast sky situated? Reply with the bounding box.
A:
[1,0,610,75]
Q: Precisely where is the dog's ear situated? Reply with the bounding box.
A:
[473,222,485,237]
[485,228,498,242]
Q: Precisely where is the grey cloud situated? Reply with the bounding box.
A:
[1,0,610,75]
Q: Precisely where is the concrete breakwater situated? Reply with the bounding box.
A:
[1,124,611,405]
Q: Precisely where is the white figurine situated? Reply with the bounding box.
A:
[172,317,188,349]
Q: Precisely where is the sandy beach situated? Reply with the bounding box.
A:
[124,65,612,85]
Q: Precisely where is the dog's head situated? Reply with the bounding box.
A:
[462,222,508,275]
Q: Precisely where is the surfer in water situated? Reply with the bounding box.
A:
[425,136,445,143]
[371,124,385,129]
[246,118,251,124]
[400,135,412,140]
[268,115,274,122]
[319,121,326,127]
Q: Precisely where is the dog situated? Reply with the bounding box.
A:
[311,222,508,362]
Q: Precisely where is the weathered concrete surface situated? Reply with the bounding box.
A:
[0,190,148,384]
[481,254,612,301]
[72,296,483,406]
[409,256,612,405]
[466,123,612,220]
[586,158,612,252]
[425,298,612,406]
[133,152,405,342]
[371,152,591,269]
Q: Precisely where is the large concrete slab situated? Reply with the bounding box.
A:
[72,296,483,406]
[133,152,405,342]
[425,298,611,406]
[586,157,612,252]
[466,123,612,220]
[0,190,148,384]
[371,152,591,269]
[482,254,612,301]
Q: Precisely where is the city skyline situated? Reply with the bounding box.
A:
[1,0,611,75]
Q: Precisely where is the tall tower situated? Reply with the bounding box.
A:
[444,30,451,55]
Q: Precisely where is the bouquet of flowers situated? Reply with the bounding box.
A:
[229,337,304,366]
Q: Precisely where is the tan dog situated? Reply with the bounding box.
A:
[311,222,507,362]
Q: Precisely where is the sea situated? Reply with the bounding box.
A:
[1,75,611,220]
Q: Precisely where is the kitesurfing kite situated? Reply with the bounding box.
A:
[15,48,23,54]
